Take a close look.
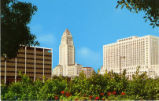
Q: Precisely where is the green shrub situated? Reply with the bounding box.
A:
[1,70,159,100]
[38,77,67,100]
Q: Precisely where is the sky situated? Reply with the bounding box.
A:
[23,0,159,72]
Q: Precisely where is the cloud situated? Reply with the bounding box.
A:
[37,33,56,46]
[76,47,101,70]
[29,24,57,47]
[30,24,43,34]
[77,47,98,58]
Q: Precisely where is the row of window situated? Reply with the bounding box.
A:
[1,62,51,66]
[18,52,51,57]
[17,56,51,61]
[1,71,51,75]
[1,65,51,70]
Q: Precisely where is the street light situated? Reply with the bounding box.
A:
[119,56,125,75]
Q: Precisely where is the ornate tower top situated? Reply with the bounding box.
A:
[65,28,70,34]
[61,29,74,45]
[62,29,71,37]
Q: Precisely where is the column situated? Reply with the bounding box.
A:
[34,47,36,81]
[25,46,27,74]
[15,58,17,82]
[4,55,7,84]
[51,49,53,80]
[43,48,45,83]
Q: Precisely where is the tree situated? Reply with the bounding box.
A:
[116,0,159,28]
[1,0,39,58]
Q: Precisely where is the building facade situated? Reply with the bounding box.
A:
[52,29,83,77]
[52,29,94,78]
[100,35,159,79]
[1,46,52,84]
[82,67,94,78]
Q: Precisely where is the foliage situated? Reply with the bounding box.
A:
[116,0,159,28]
[1,71,159,100]
[1,0,39,58]
[3,74,34,100]
[38,77,67,100]
[71,71,90,96]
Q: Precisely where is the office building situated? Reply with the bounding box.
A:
[1,46,52,84]
[100,35,159,79]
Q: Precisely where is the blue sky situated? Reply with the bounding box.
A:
[23,0,159,71]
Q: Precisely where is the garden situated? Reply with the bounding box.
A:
[1,69,159,100]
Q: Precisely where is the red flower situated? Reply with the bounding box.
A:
[95,96,99,100]
[83,94,86,97]
[107,92,111,96]
[102,98,105,100]
[65,92,71,97]
[89,96,93,99]
[54,96,58,100]
[121,92,125,95]
[61,91,65,94]
[100,93,104,96]
[112,91,116,95]
[75,98,78,101]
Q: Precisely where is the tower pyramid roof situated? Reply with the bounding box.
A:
[65,28,70,34]
[62,28,71,37]
[61,29,73,45]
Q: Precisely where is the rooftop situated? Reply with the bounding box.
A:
[117,36,138,42]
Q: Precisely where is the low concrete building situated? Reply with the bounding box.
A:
[1,46,52,84]
[82,67,94,78]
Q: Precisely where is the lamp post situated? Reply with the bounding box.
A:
[119,56,125,75]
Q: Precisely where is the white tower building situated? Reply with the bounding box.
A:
[59,29,75,66]
[52,29,83,77]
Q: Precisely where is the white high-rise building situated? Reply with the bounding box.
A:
[59,29,75,66]
[53,29,95,77]
[100,35,159,79]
